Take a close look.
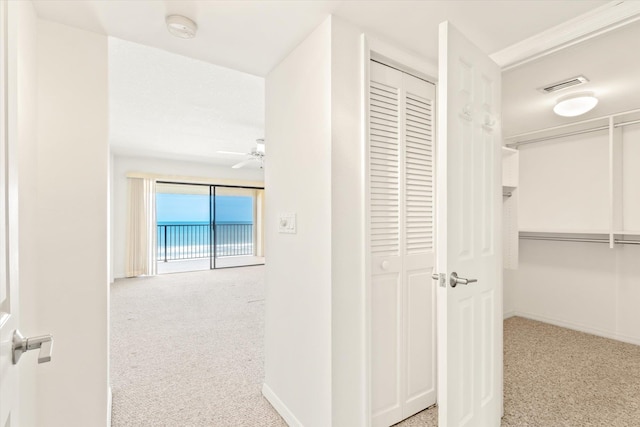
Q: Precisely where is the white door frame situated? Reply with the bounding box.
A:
[361,34,439,427]
[1,1,22,423]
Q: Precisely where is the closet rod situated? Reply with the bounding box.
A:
[507,118,640,148]
[519,236,640,245]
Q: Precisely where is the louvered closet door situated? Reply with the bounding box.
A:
[370,61,437,427]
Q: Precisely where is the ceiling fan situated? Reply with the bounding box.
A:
[218,138,265,169]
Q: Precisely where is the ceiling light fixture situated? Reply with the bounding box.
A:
[166,15,198,39]
[553,92,598,117]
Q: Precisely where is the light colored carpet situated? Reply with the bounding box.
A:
[501,316,640,427]
[400,316,640,427]
[112,270,640,427]
[110,266,286,427]
[394,405,437,426]
[156,257,266,275]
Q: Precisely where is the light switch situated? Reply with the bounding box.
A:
[278,213,296,234]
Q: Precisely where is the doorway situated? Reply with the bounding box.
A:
[156,181,265,274]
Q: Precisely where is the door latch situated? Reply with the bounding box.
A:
[12,330,54,365]
[431,272,446,288]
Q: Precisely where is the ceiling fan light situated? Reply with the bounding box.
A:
[166,15,198,39]
[553,92,598,117]
[256,138,265,154]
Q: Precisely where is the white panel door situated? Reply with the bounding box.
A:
[0,1,19,424]
[436,22,502,427]
[370,61,436,427]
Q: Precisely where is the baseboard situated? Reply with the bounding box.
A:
[503,310,517,320]
[262,383,304,427]
[107,386,112,427]
[513,311,640,347]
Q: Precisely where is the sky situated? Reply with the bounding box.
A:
[157,194,253,223]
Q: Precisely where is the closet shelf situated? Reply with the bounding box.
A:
[520,230,640,236]
[519,229,610,235]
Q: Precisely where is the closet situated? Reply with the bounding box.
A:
[497,15,640,352]
[503,109,640,343]
[506,109,640,246]
[368,60,436,427]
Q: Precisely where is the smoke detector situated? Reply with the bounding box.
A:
[166,15,197,39]
[538,75,588,94]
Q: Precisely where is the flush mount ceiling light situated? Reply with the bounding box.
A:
[553,92,598,117]
[166,15,197,39]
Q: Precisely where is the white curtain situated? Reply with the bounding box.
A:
[125,178,157,277]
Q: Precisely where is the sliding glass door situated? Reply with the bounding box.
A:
[213,187,265,268]
[156,182,265,274]
[156,183,211,274]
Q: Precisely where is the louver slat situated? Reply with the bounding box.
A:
[405,93,434,253]
[370,81,400,257]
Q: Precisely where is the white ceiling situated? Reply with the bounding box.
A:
[32,0,618,163]
[109,38,264,165]
[503,19,640,136]
[33,1,608,77]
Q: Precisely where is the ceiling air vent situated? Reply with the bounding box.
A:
[538,75,589,94]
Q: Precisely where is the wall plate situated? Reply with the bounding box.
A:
[278,213,296,234]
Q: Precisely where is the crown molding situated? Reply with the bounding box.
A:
[491,0,640,70]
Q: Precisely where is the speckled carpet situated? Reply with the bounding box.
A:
[501,316,640,427]
[111,270,640,427]
[398,317,640,427]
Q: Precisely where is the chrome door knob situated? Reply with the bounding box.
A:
[12,330,54,364]
[450,272,478,288]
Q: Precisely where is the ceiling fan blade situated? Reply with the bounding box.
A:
[231,159,253,169]
[217,150,247,156]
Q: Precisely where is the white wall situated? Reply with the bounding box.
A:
[518,130,609,232]
[36,20,109,426]
[621,123,640,231]
[14,1,38,425]
[506,241,640,345]
[503,269,517,318]
[263,17,333,427]
[330,17,367,427]
[111,155,264,280]
[265,16,440,426]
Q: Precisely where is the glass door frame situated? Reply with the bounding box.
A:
[157,181,265,271]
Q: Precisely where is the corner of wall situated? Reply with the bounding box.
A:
[263,16,333,427]
[329,16,368,427]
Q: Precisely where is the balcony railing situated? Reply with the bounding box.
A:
[157,223,254,262]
